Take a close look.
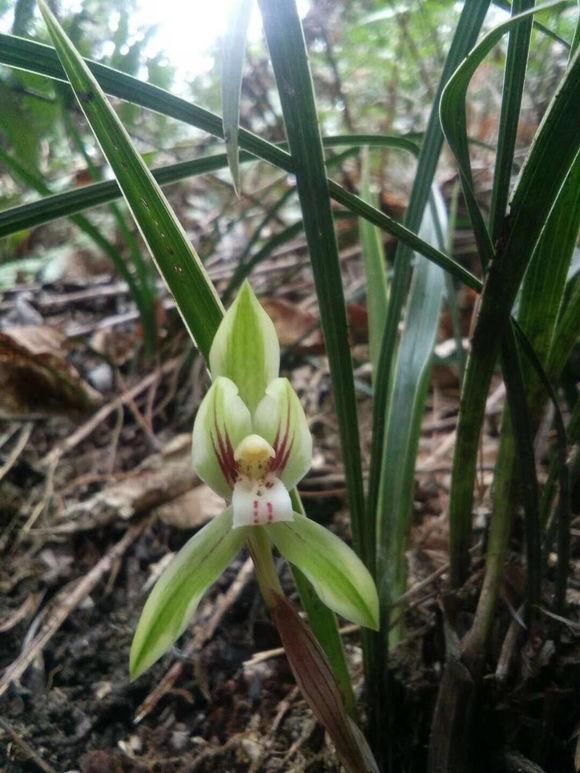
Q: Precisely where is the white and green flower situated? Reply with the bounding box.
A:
[130,281,378,680]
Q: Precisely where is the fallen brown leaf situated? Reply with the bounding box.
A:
[0,325,101,418]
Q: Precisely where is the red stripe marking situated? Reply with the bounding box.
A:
[213,421,238,487]
[267,501,273,523]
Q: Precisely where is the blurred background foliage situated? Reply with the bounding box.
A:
[0,0,575,289]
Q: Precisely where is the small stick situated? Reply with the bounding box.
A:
[0,519,148,697]
[42,357,181,467]
[246,623,360,666]
[0,423,33,483]
[418,382,505,471]
[0,716,56,773]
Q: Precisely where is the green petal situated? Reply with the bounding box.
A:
[209,280,280,414]
[130,509,247,679]
[254,377,312,489]
[192,376,252,499]
[268,514,379,630]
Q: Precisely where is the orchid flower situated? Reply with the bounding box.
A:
[130,282,378,680]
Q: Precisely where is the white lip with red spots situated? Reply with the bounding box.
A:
[232,472,293,528]
[228,434,294,528]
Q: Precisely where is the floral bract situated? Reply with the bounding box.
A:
[130,282,378,680]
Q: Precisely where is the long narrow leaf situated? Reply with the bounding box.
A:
[464,159,579,657]
[258,0,367,568]
[439,3,566,266]
[222,0,253,192]
[489,0,535,241]
[376,189,446,640]
[38,0,223,360]
[359,148,388,376]
[493,0,571,47]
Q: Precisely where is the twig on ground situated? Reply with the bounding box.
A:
[115,368,161,452]
[0,519,148,698]
[246,623,360,666]
[248,686,301,773]
[0,422,33,483]
[17,459,57,541]
[0,716,56,773]
[41,356,182,468]
[281,715,318,766]
[418,382,505,471]
[188,734,249,771]
[0,591,45,633]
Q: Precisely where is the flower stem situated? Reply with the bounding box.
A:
[246,528,282,610]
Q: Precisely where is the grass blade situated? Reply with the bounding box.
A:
[222,0,253,193]
[359,148,388,376]
[330,182,482,290]
[376,189,446,633]
[439,4,561,266]
[493,0,571,47]
[500,325,541,622]
[38,0,223,361]
[0,153,245,237]
[258,0,367,567]
[489,0,535,241]
[0,146,129,282]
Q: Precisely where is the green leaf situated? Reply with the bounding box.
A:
[550,272,580,377]
[269,514,379,631]
[500,325,542,619]
[492,0,571,49]
[222,0,253,193]
[0,152,249,238]
[0,145,157,354]
[37,0,223,361]
[489,0,535,241]
[520,158,580,376]
[329,182,482,291]
[440,4,562,266]
[0,138,404,236]
[454,160,580,657]
[209,280,280,414]
[0,32,480,284]
[376,189,446,640]
[359,148,388,376]
[130,509,247,679]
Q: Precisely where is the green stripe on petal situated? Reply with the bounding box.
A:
[268,514,379,630]
[209,280,280,414]
[130,509,247,679]
[192,377,252,499]
[254,377,313,490]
